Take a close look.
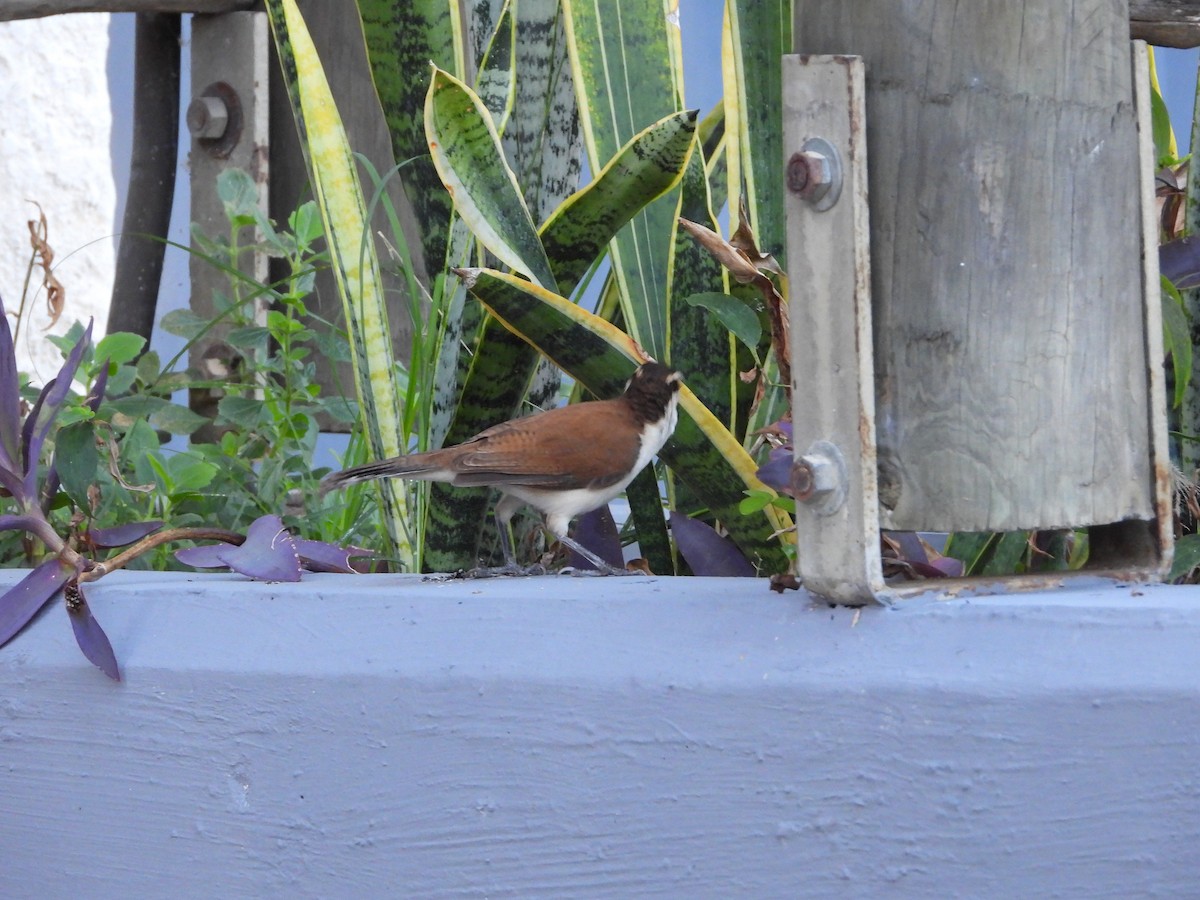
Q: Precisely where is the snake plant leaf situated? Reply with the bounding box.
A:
[502,0,583,225]
[266,0,411,567]
[723,0,791,263]
[426,65,557,291]
[668,137,736,434]
[457,266,792,573]
[475,0,517,134]
[563,0,684,360]
[541,109,697,293]
[358,0,461,275]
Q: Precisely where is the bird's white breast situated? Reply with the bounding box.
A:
[630,390,679,481]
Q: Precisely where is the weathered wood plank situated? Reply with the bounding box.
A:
[794,0,1156,533]
[1131,0,1200,47]
[0,0,256,21]
[6,0,1200,48]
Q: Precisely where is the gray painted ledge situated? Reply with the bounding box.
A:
[2,569,1198,898]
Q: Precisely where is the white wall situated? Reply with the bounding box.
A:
[0,14,120,380]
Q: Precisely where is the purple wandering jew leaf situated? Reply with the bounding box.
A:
[175,543,237,568]
[20,376,52,479]
[0,465,25,504]
[1160,236,1200,290]
[569,505,623,570]
[294,539,375,574]
[65,579,121,681]
[85,361,109,413]
[180,515,303,582]
[929,556,965,578]
[217,515,302,582]
[887,531,930,567]
[23,318,93,498]
[84,520,164,548]
[0,513,41,532]
[670,511,756,577]
[0,557,73,647]
[903,560,951,579]
[0,294,19,472]
[755,448,793,494]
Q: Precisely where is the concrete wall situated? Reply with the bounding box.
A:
[1,569,1197,897]
[0,13,119,376]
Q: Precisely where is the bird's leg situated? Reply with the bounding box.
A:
[551,531,633,576]
[463,496,546,578]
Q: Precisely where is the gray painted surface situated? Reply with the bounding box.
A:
[1,570,1198,897]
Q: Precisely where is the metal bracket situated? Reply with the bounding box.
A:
[783,55,885,605]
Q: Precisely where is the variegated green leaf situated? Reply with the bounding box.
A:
[724,0,791,261]
[426,65,557,290]
[667,135,735,432]
[475,0,516,134]
[266,0,412,567]
[541,109,697,293]
[458,267,792,573]
[563,0,684,360]
[358,0,462,276]
[502,0,583,224]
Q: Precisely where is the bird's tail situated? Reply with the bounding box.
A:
[318,455,446,497]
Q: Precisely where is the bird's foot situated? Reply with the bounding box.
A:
[559,562,636,577]
[459,561,548,579]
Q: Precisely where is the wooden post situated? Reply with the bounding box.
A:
[786,0,1171,597]
[792,0,1168,533]
[187,12,270,437]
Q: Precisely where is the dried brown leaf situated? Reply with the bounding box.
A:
[27,202,65,329]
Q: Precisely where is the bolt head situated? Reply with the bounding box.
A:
[788,150,832,203]
[187,96,229,140]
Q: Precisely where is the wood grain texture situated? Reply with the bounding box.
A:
[794,0,1155,532]
[1131,0,1200,46]
[0,0,255,19]
[2,570,1199,897]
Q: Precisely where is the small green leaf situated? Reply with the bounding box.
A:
[217,168,261,223]
[103,364,138,398]
[1169,533,1200,581]
[159,309,212,341]
[166,454,219,494]
[685,292,762,353]
[94,333,146,368]
[739,490,773,514]
[54,421,100,508]
[217,396,266,425]
[1162,276,1191,409]
[149,403,210,435]
[135,350,163,386]
[289,200,323,247]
